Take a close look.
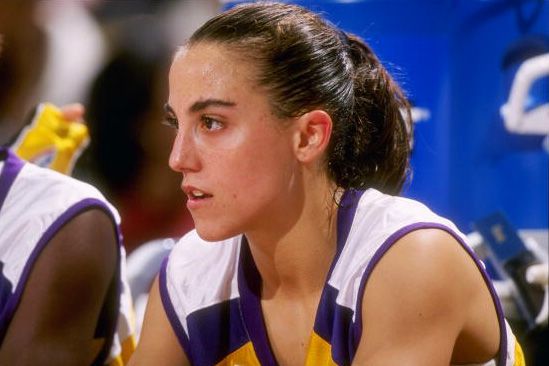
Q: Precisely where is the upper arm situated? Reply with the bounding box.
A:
[0,207,118,365]
[352,229,484,366]
[129,277,189,366]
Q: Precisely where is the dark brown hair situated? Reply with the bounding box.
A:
[189,2,412,194]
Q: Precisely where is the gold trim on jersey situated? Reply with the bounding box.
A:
[513,337,525,366]
[305,332,337,366]
[108,335,136,366]
[215,341,261,366]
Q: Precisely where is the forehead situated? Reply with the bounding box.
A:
[168,43,259,108]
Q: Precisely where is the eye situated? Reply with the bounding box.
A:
[162,114,178,129]
[201,116,224,131]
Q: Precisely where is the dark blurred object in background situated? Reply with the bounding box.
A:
[0,0,46,144]
[91,0,177,22]
[77,15,194,253]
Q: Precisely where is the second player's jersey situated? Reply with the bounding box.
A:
[0,147,135,365]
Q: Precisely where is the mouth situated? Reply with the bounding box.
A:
[184,186,213,201]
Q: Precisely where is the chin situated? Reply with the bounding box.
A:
[194,224,240,243]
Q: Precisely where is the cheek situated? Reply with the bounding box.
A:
[223,140,294,201]
[199,118,296,201]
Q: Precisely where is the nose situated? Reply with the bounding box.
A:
[168,127,198,173]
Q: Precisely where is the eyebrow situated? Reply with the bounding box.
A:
[190,99,236,113]
[164,99,236,117]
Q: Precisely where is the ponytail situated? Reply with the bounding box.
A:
[327,34,412,195]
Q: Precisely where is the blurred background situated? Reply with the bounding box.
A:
[1,0,221,253]
[1,0,547,363]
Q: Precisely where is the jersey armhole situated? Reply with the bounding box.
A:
[351,222,508,366]
[0,198,122,352]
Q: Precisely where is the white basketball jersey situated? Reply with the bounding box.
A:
[0,147,135,365]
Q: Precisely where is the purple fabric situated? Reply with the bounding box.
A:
[312,188,364,365]
[159,257,193,364]
[0,148,24,212]
[337,189,365,251]
[352,222,508,366]
[313,284,354,365]
[186,299,250,365]
[237,237,277,366]
[0,198,122,346]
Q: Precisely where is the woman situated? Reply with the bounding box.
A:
[130,2,523,365]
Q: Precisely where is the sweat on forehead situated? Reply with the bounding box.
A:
[167,43,271,118]
[171,43,262,90]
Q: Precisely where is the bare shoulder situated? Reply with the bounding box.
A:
[372,228,480,290]
[353,228,499,365]
[50,207,118,273]
[129,277,189,366]
[35,207,119,292]
[362,229,478,328]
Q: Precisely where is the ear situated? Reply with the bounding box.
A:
[293,110,333,163]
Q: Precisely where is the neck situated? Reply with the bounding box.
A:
[245,179,341,300]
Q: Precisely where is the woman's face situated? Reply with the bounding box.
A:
[167,43,302,241]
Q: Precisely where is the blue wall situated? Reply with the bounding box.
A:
[224,0,549,233]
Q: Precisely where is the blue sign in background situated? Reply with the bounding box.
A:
[224,0,549,233]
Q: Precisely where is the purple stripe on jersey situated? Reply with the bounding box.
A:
[91,199,124,366]
[159,257,194,364]
[337,190,364,248]
[310,189,364,364]
[332,189,365,274]
[186,299,250,365]
[0,198,122,346]
[314,284,354,365]
[0,148,24,212]
[352,222,507,366]
[238,237,277,366]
